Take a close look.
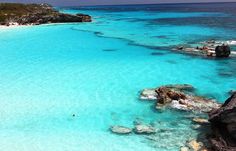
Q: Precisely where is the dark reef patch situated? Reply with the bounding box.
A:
[103,49,117,52]
[94,31,104,36]
[147,17,236,31]
[166,60,177,64]
[200,75,219,84]
[153,35,168,39]
[216,59,236,78]
[218,71,234,78]
[150,52,166,56]
[128,42,171,51]
[70,27,175,55]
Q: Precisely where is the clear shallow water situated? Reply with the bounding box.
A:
[0,3,236,151]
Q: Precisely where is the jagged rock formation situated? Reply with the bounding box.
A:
[0,3,91,26]
[208,93,236,151]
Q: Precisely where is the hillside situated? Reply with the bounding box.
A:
[0,3,91,25]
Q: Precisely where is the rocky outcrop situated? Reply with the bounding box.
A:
[208,93,236,151]
[110,126,132,134]
[173,40,236,58]
[0,3,91,26]
[215,45,231,58]
[140,84,221,113]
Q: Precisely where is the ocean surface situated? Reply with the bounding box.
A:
[0,2,236,151]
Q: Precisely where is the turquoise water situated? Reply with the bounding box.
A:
[0,3,236,151]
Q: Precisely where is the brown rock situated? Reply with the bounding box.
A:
[155,87,187,105]
[208,93,236,151]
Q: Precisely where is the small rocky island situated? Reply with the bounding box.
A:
[110,84,236,151]
[0,3,91,26]
[174,40,236,58]
[140,84,221,113]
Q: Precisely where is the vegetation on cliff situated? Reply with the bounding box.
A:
[0,3,91,25]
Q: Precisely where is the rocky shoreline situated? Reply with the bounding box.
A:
[110,84,236,151]
[208,93,236,151]
[139,84,236,151]
[0,3,91,26]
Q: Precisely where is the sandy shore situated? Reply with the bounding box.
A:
[0,25,32,30]
[0,22,82,30]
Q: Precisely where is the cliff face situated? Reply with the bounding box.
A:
[209,93,236,151]
[0,3,91,25]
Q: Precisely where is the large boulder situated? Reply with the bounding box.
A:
[215,45,231,58]
[208,93,236,150]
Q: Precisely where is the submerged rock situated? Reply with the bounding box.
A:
[208,93,236,151]
[110,126,132,134]
[180,146,189,151]
[134,124,156,134]
[187,139,204,151]
[164,84,195,92]
[181,139,208,151]
[191,124,201,130]
[215,45,231,58]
